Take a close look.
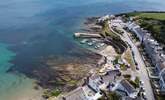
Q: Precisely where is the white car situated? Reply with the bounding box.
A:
[154,84,159,89]
[140,80,144,85]
[142,92,147,100]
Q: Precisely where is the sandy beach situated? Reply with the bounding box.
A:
[99,45,118,57]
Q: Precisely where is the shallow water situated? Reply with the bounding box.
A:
[0,0,165,100]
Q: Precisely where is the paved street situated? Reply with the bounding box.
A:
[109,21,155,100]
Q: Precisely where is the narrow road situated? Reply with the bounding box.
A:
[122,30,155,100]
[109,21,155,100]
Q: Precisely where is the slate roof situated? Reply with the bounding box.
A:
[90,74,100,80]
[134,27,145,37]
[160,62,165,71]
[101,70,121,84]
[123,96,142,100]
[120,80,136,94]
[101,74,114,84]
[63,87,87,100]
[161,71,165,83]
[63,85,99,100]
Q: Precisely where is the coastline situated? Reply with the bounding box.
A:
[7,11,165,100]
[4,11,165,100]
[0,0,165,99]
[17,11,165,100]
[62,11,165,100]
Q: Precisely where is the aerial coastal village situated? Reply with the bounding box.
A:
[1,1,165,100]
[49,12,165,100]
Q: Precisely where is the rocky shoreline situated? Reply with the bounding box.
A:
[8,41,102,99]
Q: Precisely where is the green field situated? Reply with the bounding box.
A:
[126,12,165,20]
[125,12,165,45]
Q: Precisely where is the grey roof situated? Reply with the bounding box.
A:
[89,74,103,87]
[143,35,165,72]
[155,55,162,64]
[162,70,165,82]
[90,74,100,80]
[63,85,98,100]
[163,75,165,83]
[123,96,142,100]
[101,74,114,84]
[120,80,136,94]
[134,27,145,37]
[123,96,134,100]
[107,69,121,75]
[101,70,121,84]
[160,62,165,71]
[83,85,96,96]
[128,22,138,29]
[64,87,87,100]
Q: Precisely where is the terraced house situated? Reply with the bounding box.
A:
[127,21,165,93]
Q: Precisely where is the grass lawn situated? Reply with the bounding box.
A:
[114,55,120,64]
[99,92,120,100]
[43,89,61,98]
[123,74,131,79]
[126,12,165,20]
[100,20,127,54]
[123,48,136,71]
[134,77,140,87]
[127,79,139,88]
[68,80,78,86]
[124,75,140,88]
[101,21,118,38]
[120,64,127,71]
[107,92,120,100]
[50,89,61,97]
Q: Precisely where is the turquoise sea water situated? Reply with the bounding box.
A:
[0,0,165,100]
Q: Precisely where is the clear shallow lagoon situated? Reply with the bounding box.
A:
[0,0,165,100]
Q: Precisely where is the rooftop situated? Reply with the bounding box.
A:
[90,74,100,80]
[63,85,98,100]
[122,96,142,100]
[88,74,103,87]
[63,87,87,100]
[160,62,165,72]
[134,27,145,37]
[127,22,139,29]
[120,80,136,94]
[101,70,121,84]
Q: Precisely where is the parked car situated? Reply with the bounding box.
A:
[140,80,144,85]
[154,89,160,94]
[142,92,147,100]
[141,87,145,92]
[136,67,139,70]
[135,61,138,66]
[154,83,160,89]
